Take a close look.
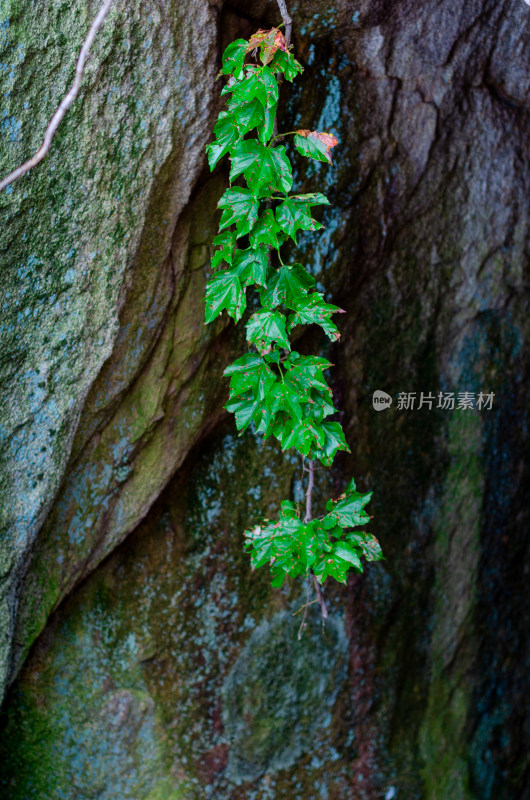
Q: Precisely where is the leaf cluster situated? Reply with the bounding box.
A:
[204,27,382,587]
[244,479,381,586]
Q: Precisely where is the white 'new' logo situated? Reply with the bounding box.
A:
[372,390,393,411]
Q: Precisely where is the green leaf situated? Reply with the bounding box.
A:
[204,269,246,323]
[221,39,248,78]
[308,388,337,423]
[333,544,363,570]
[293,192,330,207]
[206,112,240,170]
[260,263,315,309]
[313,420,351,466]
[225,390,275,436]
[276,418,325,457]
[279,499,299,517]
[218,187,259,236]
[225,395,261,433]
[249,210,282,249]
[224,354,277,401]
[230,140,293,196]
[229,98,275,144]
[229,139,262,181]
[255,66,280,108]
[283,352,332,394]
[232,247,268,287]
[227,66,279,112]
[315,557,349,584]
[223,352,263,376]
[288,293,345,341]
[270,49,304,81]
[265,381,309,423]
[211,230,236,270]
[244,510,307,586]
[347,533,383,562]
[345,476,357,494]
[260,103,276,144]
[233,99,263,136]
[246,310,290,351]
[299,521,321,567]
[275,194,329,243]
[329,490,372,527]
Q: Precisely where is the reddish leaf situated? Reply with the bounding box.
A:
[247,27,289,65]
[271,30,289,54]
[295,130,339,164]
[247,28,273,51]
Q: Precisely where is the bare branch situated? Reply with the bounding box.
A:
[276,0,292,46]
[0,0,116,193]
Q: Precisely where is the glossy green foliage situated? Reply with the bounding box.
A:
[245,479,381,586]
[205,27,382,587]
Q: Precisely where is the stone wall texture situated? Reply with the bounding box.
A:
[0,0,528,798]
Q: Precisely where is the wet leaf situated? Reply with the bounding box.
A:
[249,209,282,248]
[204,269,246,323]
[246,310,290,351]
[230,139,292,196]
[275,193,329,243]
[295,130,339,164]
[288,293,345,341]
[221,39,248,78]
[217,187,260,236]
[232,246,268,287]
[260,263,315,309]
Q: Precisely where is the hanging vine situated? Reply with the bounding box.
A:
[204,12,382,624]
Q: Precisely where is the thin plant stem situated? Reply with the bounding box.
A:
[297,573,312,639]
[304,459,315,524]
[0,0,117,193]
[313,574,329,620]
[302,459,329,624]
[272,0,292,138]
[276,0,293,46]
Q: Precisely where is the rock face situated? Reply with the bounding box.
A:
[0,0,529,798]
[0,0,220,698]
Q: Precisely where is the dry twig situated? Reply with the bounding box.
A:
[0,0,116,193]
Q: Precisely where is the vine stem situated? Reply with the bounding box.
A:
[0,0,116,193]
[272,0,292,139]
[304,459,315,523]
[297,573,311,640]
[276,0,293,46]
[269,130,298,145]
[299,459,329,633]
